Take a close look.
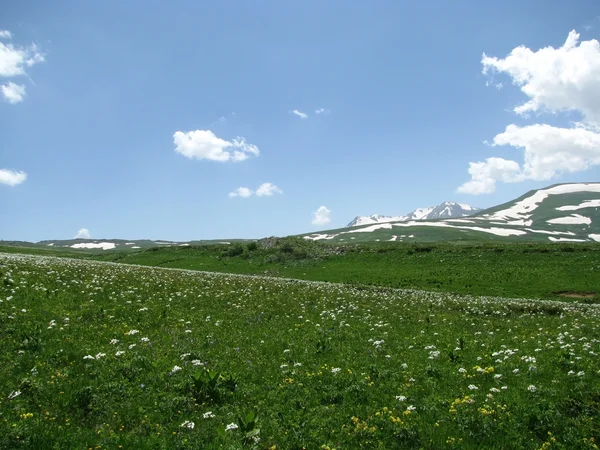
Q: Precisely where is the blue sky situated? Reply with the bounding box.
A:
[1,1,599,241]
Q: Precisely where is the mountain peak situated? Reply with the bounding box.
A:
[347,202,480,227]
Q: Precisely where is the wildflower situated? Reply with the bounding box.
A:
[577,371,585,377]
[527,385,537,392]
[192,360,204,366]
[115,351,125,356]
[468,384,479,390]
[428,350,440,359]
[141,337,150,342]
[395,395,407,402]
[294,362,302,367]
[95,352,106,359]
[225,422,239,431]
[400,363,408,370]
[126,329,139,335]
[128,344,136,350]
[8,390,21,400]
[180,420,195,429]
[494,374,502,379]
[202,411,215,419]
[513,369,519,374]
[83,355,95,360]
[567,370,575,375]
[283,349,290,353]
[109,339,119,345]
[171,365,182,373]
[406,405,416,412]
[331,367,341,374]
[458,368,467,374]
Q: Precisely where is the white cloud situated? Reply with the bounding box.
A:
[0,168,27,186]
[228,187,253,198]
[315,108,330,114]
[312,206,331,225]
[256,182,282,197]
[229,182,282,198]
[482,30,600,125]
[0,32,44,104]
[173,130,260,162]
[1,81,25,103]
[291,109,308,119]
[457,157,523,195]
[493,124,600,180]
[74,228,91,239]
[0,39,44,78]
[460,30,600,194]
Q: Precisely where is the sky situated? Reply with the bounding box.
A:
[1,1,599,241]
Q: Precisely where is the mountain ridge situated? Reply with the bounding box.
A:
[347,201,480,227]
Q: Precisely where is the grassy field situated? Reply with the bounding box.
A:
[1,252,599,449]
[3,239,598,302]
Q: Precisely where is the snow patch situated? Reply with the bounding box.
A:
[389,235,397,241]
[347,223,393,233]
[71,242,116,250]
[556,199,600,211]
[548,237,587,242]
[47,243,54,246]
[547,214,591,225]
[589,234,600,242]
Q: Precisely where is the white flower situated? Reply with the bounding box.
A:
[458,368,467,374]
[192,360,204,366]
[180,420,195,429]
[280,364,288,369]
[428,350,440,359]
[331,367,341,374]
[489,387,500,393]
[95,352,106,359]
[202,411,215,419]
[577,371,585,377]
[171,365,182,373]
[395,395,407,402]
[494,374,502,379]
[513,369,520,374]
[126,329,139,335]
[294,362,302,367]
[109,339,119,345]
[283,349,290,353]
[406,405,416,412]
[225,422,239,431]
[141,337,150,342]
[8,390,21,400]
[527,385,537,392]
[468,384,479,390]
[568,370,575,375]
[400,363,408,370]
[83,355,95,360]
[128,344,136,350]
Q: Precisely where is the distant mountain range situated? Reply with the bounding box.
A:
[347,201,480,227]
[304,183,600,243]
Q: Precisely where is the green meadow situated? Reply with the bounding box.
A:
[1,250,599,449]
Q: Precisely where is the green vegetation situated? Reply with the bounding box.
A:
[3,239,598,302]
[1,253,599,448]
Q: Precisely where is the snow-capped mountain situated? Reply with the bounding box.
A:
[347,202,480,227]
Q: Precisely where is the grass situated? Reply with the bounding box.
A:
[1,252,600,448]
[4,239,598,302]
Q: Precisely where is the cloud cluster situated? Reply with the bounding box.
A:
[0,30,44,104]
[311,206,331,225]
[459,30,600,194]
[74,228,91,239]
[229,182,283,198]
[0,168,27,186]
[174,130,260,162]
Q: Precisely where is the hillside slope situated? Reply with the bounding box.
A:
[305,183,600,243]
